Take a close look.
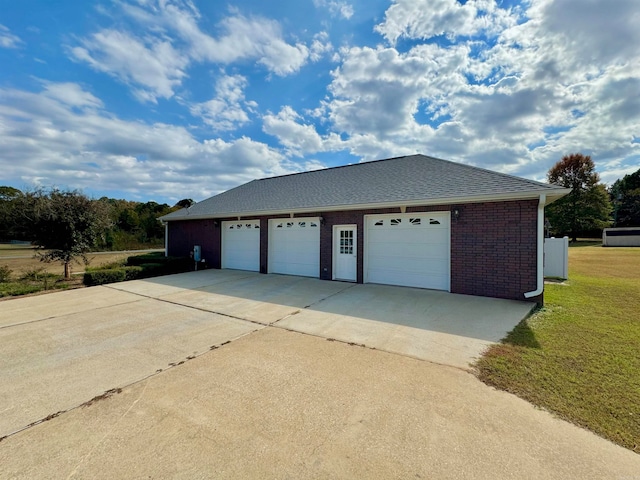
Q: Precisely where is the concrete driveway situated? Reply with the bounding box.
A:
[1,270,639,479]
[109,269,534,368]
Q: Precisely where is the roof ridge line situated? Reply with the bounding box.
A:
[256,154,416,182]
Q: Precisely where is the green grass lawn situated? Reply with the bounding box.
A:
[476,245,640,454]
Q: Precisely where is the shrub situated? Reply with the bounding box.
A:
[0,265,12,283]
[127,253,192,275]
[83,266,146,286]
[126,253,167,266]
[85,259,126,272]
[83,254,191,286]
[83,269,127,286]
[0,282,42,297]
[139,262,165,277]
[20,267,56,281]
[124,266,143,280]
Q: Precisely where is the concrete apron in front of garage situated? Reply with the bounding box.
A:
[277,283,535,369]
[112,269,535,369]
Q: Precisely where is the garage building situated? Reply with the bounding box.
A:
[160,154,569,304]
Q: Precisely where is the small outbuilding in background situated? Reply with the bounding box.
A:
[602,228,640,247]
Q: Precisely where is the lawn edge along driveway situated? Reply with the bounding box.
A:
[475,245,640,454]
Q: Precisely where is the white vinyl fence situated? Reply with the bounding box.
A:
[544,236,569,280]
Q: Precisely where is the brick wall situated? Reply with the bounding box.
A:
[449,200,538,301]
[167,219,220,268]
[166,199,540,302]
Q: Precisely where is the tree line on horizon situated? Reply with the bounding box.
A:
[0,187,195,278]
[0,187,194,249]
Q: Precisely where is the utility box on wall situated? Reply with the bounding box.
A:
[544,236,569,280]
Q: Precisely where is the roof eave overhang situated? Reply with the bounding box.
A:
[160,188,572,222]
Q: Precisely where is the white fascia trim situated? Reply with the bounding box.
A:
[524,194,546,299]
[161,188,570,222]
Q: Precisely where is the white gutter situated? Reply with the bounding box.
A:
[524,194,546,299]
[164,221,168,257]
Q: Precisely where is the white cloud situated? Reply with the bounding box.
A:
[540,0,640,67]
[0,83,300,202]
[4,0,639,203]
[69,2,314,102]
[375,0,516,44]
[0,24,22,49]
[327,44,468,137]
[310,32,333,62]
[317,0,640,181]
[313,0,354,19]
[41,82,103,109]
[121,1,311,76]
[190,74,255,131]
[263,106,325,155]
[70,29,188,102]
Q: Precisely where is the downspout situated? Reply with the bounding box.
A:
[163,221,168,257]
[524,194,546,299]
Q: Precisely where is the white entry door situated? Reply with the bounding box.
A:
[221,220,260,271]
[333,225,357,281]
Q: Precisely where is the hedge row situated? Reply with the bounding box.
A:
[126,252,178,266]
[83,253,192,286]
[83,266,142,286]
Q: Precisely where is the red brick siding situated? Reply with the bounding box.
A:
[167,219,220,268]
[449,200,538,300]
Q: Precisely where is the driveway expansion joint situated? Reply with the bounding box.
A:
[302,283,357,309]
[0,298,143,330]
[103,284,267,327]
[265,324,474,373]
[0,328,259,442]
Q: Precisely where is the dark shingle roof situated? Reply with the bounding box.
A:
[161,154,569,221]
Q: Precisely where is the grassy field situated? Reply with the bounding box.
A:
[0,245,163,298]
[0,244,162,276]
[476,244,640,453]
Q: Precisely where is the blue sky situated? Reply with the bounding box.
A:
[1,0,638,204]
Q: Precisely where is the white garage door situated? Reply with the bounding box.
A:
[222,220,260,272]
[365,213,450,290]
[269,217,320,277]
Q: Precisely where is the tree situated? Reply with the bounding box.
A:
[546,153,612,242]
[175,198,195,209]
[610,168,640,227]
[11,188,112,278]
[135,201,172,242]
[0,186,23,241]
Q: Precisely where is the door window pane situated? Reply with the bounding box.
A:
[340,230,353,255]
